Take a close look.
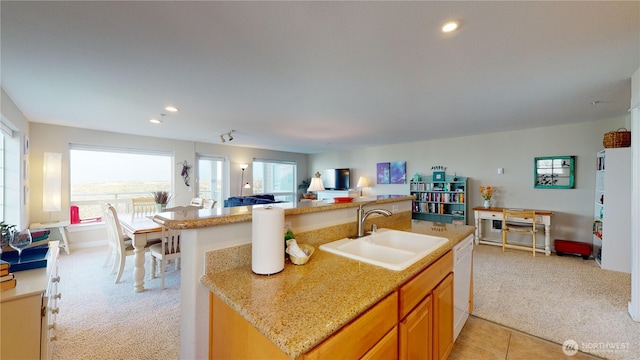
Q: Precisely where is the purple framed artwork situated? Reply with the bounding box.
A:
[377,162,390,184]
[390,161,406,184]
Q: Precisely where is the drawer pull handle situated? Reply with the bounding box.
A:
[54,293,62,300]
[51,307,60,314]
[52,276,61,283]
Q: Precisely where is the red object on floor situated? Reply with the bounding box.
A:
[554,239,592,260]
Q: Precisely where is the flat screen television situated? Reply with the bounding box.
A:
[322,168,350,190]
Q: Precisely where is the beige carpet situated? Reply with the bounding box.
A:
[472,244,639,360]
[52,246,180,360]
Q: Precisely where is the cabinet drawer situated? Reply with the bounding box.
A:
[305,292,398,360]
[361,326,398,360]
[399,251,453,319]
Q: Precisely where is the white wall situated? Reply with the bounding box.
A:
[629,66,639,321]
[27,123,309,230]
[1,88,30,229]
[309,117,629,245]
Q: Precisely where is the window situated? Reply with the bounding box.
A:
[196,154,228,207]
[252,159,296,202]
[0,133,4,220]
[69,145,172,218]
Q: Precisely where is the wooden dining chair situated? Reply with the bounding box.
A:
[130,197,157,218]
[502,209,538,256]
[103,203,131,270]
[104,203,157,283]
[202,199,216,209]
[150,225,181,289]
[189,197,203,208]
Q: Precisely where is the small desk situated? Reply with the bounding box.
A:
[473,207,554,256]
[30,221,71,254]
[117,215,163,292]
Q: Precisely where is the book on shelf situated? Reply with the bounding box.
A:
[0,278,16,291]
[0,273,15,282]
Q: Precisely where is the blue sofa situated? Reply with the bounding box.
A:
[223,194,280,207]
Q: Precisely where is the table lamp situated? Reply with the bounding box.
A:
[307,172,325,200]
[356,176,369,196]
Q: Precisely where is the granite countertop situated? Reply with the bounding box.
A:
[153,195,413,229]
[201,221,475,359]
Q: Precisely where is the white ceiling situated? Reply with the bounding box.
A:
[1,1,638,154]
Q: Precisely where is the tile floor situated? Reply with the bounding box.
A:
[449,316,603,360]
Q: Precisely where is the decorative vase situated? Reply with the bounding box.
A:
[156,204,166,213]
[483,199,491,208]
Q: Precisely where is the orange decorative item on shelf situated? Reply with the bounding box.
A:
[334,197,354,203]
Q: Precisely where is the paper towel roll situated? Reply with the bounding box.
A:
[252,206,285,275]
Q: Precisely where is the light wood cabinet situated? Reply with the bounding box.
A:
[398,251,453,360]
[361,326,398,360]
[304,292,398,360]
[433,273,454,360]
[209,250,454,360]
[0,242,60,360]
[399,294,432,360]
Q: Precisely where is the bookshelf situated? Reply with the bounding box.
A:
[592,148,631,273]
[410,175,467,224]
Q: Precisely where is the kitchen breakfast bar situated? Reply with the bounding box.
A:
[153,195,474,359]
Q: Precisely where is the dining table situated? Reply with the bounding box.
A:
[117,214,163,292]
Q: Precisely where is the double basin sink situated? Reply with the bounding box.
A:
[319,228,449,271]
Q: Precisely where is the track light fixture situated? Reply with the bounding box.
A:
[219,130,236,143]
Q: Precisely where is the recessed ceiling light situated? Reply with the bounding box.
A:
[149,118,162,124]
[165,106,179,112]
[441,21,460,33]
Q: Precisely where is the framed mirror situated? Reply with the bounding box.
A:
[534,156,575,189]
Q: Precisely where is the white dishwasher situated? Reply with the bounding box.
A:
[453,234,473,340]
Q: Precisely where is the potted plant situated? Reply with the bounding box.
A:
[151,191,172,212]
[0,221,16,253]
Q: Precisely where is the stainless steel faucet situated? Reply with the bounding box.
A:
[356,203,392,238]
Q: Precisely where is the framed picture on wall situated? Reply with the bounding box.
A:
[377,162,390,184]
[534,155,575,189]
[390,161,406,184]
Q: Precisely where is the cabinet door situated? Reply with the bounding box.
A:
[433,273,454,360]
[305,292,398,360]
[399,294,432,360]
[1,295,43,360]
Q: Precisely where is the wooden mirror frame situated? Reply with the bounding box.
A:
[534,156,575,189]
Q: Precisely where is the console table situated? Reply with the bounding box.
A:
[30,221,71,255]
[473,207,553,256]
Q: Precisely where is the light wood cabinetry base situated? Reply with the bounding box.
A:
[0,242,60,360]
[209,250,454,359]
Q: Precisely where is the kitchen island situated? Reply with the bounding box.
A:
[153,195,473,359]
[202,220,474,359]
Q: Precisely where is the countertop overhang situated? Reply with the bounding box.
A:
[201,220,474,359]
[153,195,413,229]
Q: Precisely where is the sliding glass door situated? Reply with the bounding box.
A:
[196,155,228,207]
